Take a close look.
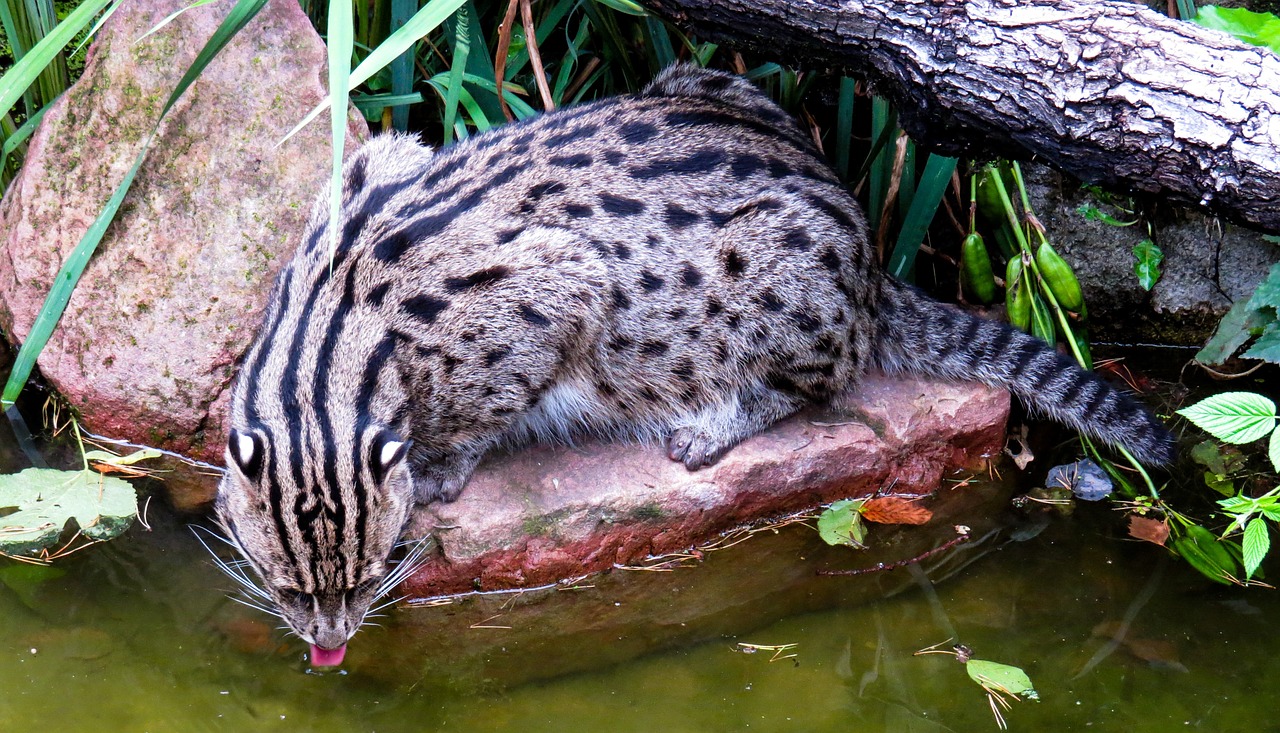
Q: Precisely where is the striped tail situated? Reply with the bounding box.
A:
[873,278,1176,466]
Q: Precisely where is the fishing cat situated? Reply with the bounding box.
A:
[214,64,1175,663]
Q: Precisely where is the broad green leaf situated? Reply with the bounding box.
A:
[1193,5,1280,54]
[966,659,1039,701]
[1242,517,1270,579]
[0,468,137,556]
[1246,262,1280,312]
[1271,426,1280,473]
[1132,239,1163,291]
[1241,322,1280,363]
[1177,392,1277,444]
[1197,296,1273,365]
[1173,523,1238,584]
[817,498,866,547]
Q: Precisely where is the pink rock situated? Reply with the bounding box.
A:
[403,374,1009,596]
[0,0,366,462]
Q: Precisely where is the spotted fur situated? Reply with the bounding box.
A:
[215,64,1175,652]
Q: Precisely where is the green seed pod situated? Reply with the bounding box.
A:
[1030,291,1055,344]
[961,233,997,304]
[1035,242,1085,311]
[1005,257,1030,331]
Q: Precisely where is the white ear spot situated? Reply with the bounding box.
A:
[236,432,257,466]
[380,440,405,469]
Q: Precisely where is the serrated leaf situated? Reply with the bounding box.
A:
[1177,392,1277,444]
[1271,427,1280,473]
[1132,240,1163,291]
[966,659,1039,701]
[817,499,866,547]
[0,468,137,556]
[1243,517,1270,579]
[1241,322,1280,364]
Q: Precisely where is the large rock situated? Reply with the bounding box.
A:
[0,0,366,462]
[404,374,1009,596]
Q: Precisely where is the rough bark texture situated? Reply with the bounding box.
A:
[646,0,1280,232]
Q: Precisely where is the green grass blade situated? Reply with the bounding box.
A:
[134,0,220,44]
[72,0,123,58]
[278,0,469,147]
[441,4,469,145]
[868,95,892,232]
[834,76,855,181]
[0,0,112,124]
[1,0,268,408]
[897,138,916,219]
[351,91,424,115]
[590,0,647,16]
[643,16,676,71]
[887,153,959,279]
[445,0,503,123]
[388,0,416,131]
[325,0,353,260]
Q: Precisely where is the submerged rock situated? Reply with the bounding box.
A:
[0,0,366,462]
[403,374,1009,596]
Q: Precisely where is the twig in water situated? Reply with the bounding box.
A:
[819,526,971,577]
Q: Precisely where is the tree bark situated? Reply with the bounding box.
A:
[645,0,1280,233]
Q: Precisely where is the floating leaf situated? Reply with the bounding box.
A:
[1189,439,1244,476]
[1173,523,1238,584]
[817,499,866,547]
[1177,392,1277,444]
[1127,514,1169,546]
[0,468,137,556]
[1132,240,1163,291]
[966,659,1039,701]
[1242,517,1270,580]
[860,496,933,525]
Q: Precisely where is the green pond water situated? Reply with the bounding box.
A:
[2,350,1278,732]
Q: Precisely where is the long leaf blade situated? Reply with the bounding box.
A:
[0,0,113,123]
[326,0,354,259]
[278,0,469,146]
[888,153,959,279]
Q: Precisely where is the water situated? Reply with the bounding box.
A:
[3,345,1278,731]
[2,461,1278,731]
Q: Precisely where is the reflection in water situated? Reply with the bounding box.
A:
[1,462,1277,732]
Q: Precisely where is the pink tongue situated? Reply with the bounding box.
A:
[309,644,347,667]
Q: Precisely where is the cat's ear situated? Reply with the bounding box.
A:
[227,428,264,480]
